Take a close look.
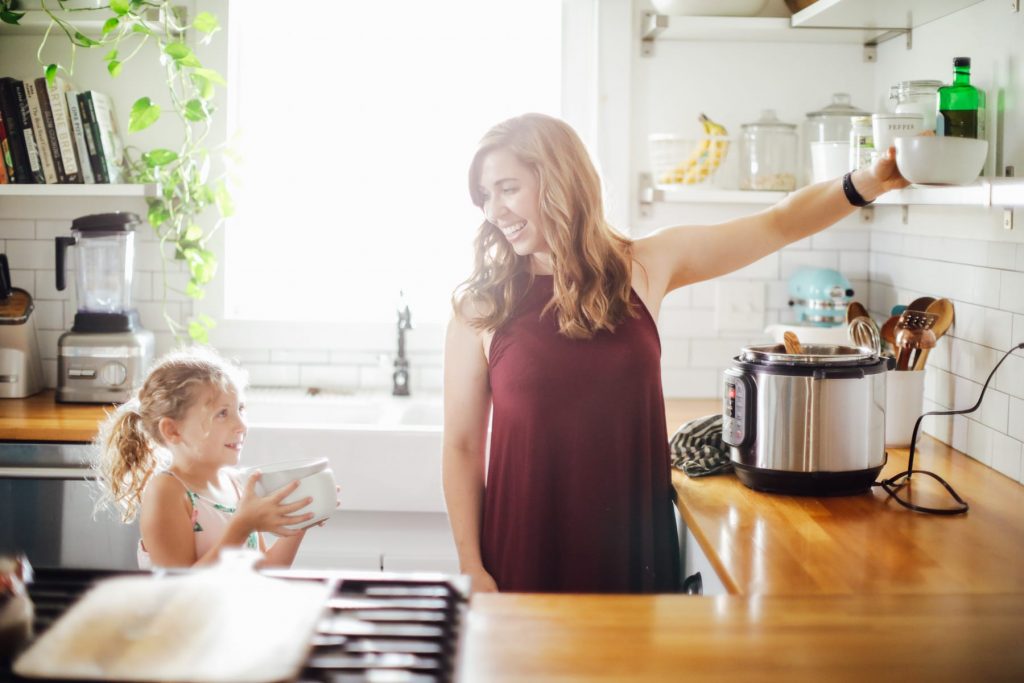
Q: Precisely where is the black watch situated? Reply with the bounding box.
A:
[842,172,873,207]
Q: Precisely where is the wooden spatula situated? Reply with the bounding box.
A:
[783,331,804,355]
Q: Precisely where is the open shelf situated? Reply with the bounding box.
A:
[790,0,987,31]
[0,184,157,198]
[641,13,877,46]
[643,179,1024,209]
[0,8,171,37]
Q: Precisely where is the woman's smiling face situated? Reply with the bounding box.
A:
[477,147,552,270]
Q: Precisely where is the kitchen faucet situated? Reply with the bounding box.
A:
[393,292,412,396]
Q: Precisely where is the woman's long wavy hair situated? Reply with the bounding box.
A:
[454,113,635,339]
[93,347,248,523]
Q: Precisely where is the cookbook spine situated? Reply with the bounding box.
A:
[0,108,10,183]
[46,77,82,183]
[65,91,95,184]
[77,92,107,184]
[0,78,34,183]
[33,77,68,183]
[10,80,45,184]
[23,80,58,184]
[87,90,124,184]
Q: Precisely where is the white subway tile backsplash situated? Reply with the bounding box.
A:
[950,338,1006,387]
[222,348,271,364]
[952,414,970,455]
[659,308,715,338]
[779,250,838,279]
[731,253,779,280]
[329,350,385,366]
[32,300,64,331]
[661,338,690,369]
[6,240,55,270]
[660,368,719,399]
[42,359,57,389]
[1017,244,1024,272]
[1015,314,1024,344]
[663,286,692,309]
[358,365,392,391]
[686,281,715,308]
[271,349,331,364]
[34,270,71,300]
[37,330,63,361]
[810,229,870,251]
[869,231,904,255]
[9,269,34,291]
[999,270,1024,314]
[689,338,742,368]
[34,220,72,241]
[952,301,1013,350]
[990,432,1023,482]
[995,351,1024,400]
[247,363,300,387]
[839,251,869,280]
[1009,398,1024,443]
[0,220,36,240]
[299,365,360,390]
[966,418,995,466]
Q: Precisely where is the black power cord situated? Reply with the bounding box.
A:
[875,341,1024,515]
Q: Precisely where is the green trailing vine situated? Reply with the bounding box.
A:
[1,0,231,343]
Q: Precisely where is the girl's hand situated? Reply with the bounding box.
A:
[465,565,498,594]
[236,471,315,537]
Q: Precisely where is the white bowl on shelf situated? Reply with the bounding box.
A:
[894,136,988,186]
[651,0,768,16]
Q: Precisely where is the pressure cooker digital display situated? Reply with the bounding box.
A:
[722,369,754,448]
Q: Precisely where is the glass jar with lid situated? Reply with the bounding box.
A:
[893,80,943,133]
[739,110,797,191]
[802,93,868,185]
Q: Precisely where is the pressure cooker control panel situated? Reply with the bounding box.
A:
[722,369,754,448]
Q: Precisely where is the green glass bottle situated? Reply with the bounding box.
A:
[937,57,986,139]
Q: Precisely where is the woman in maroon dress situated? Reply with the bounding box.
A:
[443,113,908,593]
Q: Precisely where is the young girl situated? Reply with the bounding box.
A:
[96,347,316,568]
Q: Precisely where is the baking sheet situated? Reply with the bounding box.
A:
[14,567,330,683]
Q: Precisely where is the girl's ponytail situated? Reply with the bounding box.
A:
[94,400,162,523]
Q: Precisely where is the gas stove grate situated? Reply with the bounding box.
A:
[4,566,469,683]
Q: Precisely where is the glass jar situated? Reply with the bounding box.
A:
[893,80,943,133]
[739,110,797,191]
[802,93,868,185]
[848,115,874,172]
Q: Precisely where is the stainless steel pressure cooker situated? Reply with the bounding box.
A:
[722,343,888,496]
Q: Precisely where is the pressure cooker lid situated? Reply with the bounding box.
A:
[740,343,877,366]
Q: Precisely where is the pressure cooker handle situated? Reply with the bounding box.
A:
[812,367,866,380]
[55,236,77,291]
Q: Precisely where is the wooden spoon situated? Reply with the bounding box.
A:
[906,296,935,312]
[912,298,955,370]
[846,300,869,325]
[783,331,804,355]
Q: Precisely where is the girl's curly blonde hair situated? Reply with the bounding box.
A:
[93,347,248,522]
[455,113,635,339]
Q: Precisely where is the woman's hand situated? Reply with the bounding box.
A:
[855,145,911,200]
[235,471,314,537]
[465,565,498,593]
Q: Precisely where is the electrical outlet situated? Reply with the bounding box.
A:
[715,281,765,332]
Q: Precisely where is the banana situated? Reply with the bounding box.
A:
[659,113,729,185]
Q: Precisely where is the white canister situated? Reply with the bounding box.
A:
[885,369,925,448]
[893,80,943,133]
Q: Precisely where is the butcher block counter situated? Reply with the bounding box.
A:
[3,395,1024,680]
[0,390,109,442]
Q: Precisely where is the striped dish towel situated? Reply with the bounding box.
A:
[669,413,732,478]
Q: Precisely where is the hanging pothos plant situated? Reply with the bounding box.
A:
[0,0,232,343]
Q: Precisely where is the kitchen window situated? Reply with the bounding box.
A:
[224,0,564,329]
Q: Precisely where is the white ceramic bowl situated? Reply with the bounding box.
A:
[245,457,328,494]
[282,469,337,529]
[872,113,924,152]
[895,136,988,185]
[651,0,768,16]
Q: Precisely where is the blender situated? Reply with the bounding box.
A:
[54,212,154,404]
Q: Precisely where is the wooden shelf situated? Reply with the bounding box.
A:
[0,184,156,198]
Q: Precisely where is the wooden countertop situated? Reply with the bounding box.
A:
[0,390,111,442]
[460,592,1024,682]
[666,400,1024,597]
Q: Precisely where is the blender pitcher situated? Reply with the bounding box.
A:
[55,212,139,332]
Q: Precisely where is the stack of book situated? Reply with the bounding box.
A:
[0,75,126,185]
